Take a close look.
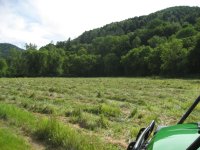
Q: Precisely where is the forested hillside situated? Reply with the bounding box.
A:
[0,43,23,58]
[1,6,200,77]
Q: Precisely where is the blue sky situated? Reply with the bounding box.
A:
[0,0,200,48]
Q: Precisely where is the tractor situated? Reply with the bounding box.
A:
[127,96,200,150]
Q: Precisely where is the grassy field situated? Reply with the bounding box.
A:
[0,77,199,149]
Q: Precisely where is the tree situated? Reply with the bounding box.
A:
[56,38,71,51]
[47,48,64,76]
[121,46,152,76]
[67,53,99,76]
[0,59,8,76]
[147,47,162,75]
[6,48,22,76]
[25,43,37,50]
[148,36,166,48]
[195,18,200,31]
[131,36,141,48]
[163,22,181,37]
[188,34,200,74]
[160,39,189,75]
[176,26,197,39]
[103,53,121,76]
[22,50,41,76]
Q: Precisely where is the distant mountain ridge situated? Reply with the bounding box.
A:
[1,6,200,77]
[75,6,200,44]
[0,43,23,58]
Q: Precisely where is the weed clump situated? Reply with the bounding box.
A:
[22,104,55,114]
[130,127,140,138]
[83,106,100,114]
[48,87,56,92]
[97,91,102,98]
[0,103,116,150]
[67,108,110,130]
[29,93,36,98]
[35,118,114,150]
[99,104,121,117]
[82,103,121,117]
[0,128,31,150]
[129,108,138,118]
[65,108,82,117]
[0,113,7,120]
[0,95,6,101]
[97,114,109,128]
[69,109,97,130]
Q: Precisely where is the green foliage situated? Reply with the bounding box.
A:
[147,47,162,75]
[121,46,152,76]
[30,104,55,114]
[0,127,30,150]
[97,114,109,128]
[148,36,166,48]
[2,6,200,77]
[67,108,110,130]
[131,36,141,48]
[0,43,23,58]
[103,53,121,76]
[0,59,8,76]
[67,53,99,76]
[160,39,189,75]
[0,103,116,150]
[0,78,200,149]
[176,26,197,38]
[70,112,98,130]
[99,103,121,117]
[35,118,115,150]
[25,43,37,50]
[188,34,200,73]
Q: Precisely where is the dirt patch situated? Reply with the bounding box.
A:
[24,135,46,150]
[105,136,128,148]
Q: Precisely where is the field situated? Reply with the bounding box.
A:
[0,77,199,150]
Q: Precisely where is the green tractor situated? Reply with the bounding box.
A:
[127,96,200,150]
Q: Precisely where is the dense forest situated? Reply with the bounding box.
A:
[0,6,200,77]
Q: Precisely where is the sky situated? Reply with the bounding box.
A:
[0,0,200,48]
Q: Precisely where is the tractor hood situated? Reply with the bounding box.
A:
[147,123,200,150]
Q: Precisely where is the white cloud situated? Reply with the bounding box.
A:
[0,0,199,48]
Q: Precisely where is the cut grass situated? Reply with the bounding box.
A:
[67,108,109,130]
[0,125,30,150]
[0,103,116,150]
[0,77,200,149]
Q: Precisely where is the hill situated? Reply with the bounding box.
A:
[0,43,23,58]
[55,6,200,76]
[75,6,200,44]
[1,6,200,77]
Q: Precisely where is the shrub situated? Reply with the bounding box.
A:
[99,104,121,117]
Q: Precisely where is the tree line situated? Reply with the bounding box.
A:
[0,6,200,77]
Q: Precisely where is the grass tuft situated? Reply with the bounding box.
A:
[99,103,121,117]
[0,127,30,150]
[0,103,116,150]
[129,108,138,118]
